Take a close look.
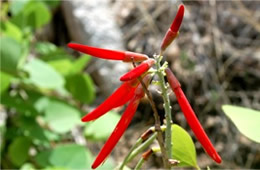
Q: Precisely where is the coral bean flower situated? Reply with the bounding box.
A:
[165,68,222,164]
[120,59,155,81]
[68,43,148,62]
[160,4,185,52]
[91,76,151,169]
[82,79,139,122]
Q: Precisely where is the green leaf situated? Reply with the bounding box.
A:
[69,55,91,75]
[0,72,12,95]
[20,163,35,170]
[35,150,52,168]
[0,21,23,42]
[34,96,50,113]
[49,144,93,169]
[23,58,65,89]
[171,124,198,168]
[96,158,115,170]
[48,59,73,76]
[222,105,260,143]
[1,91,41,116]
[11,1,51,29]
[44,100,81,134]
[40,48,73,62]
[84,111,120,141]
[40,0,60,8]
[35,42,57,56]
[45,167,68,170]
[0,36,22,74]
[65,73,95,104]
[19,116,59,146]
[8,136,31,167]
[10,0,30,16]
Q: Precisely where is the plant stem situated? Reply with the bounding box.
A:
[134,157,145,170]
[131,61,170,168]
[118,138,142,170]
[155,55,172,159]
[124,132,157,165]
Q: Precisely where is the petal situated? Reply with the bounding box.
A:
[160,4,185,52]
[174,88,222,164]
[91,77,149,169]
[91,95,141,169]
[160,29,179,52]
[170,4,185,33]
[68,43,148,62]
[166,68,221,164]
[120,59,155,81]
[81,80,139,122]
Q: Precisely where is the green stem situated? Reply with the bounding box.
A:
[155,55,172,159]
[126,132,157,163]
[131,60,169,168]
[118,138,142,170]
[134,157,145,170]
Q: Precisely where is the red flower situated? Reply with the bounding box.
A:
[68,43,148,62]
[91,76,151,169]
[160,4,185,52]
[81,79,139,122]
[92,83,146,169]
[165,68,222,164]
[120,59,155,81]
[68,42,154,169]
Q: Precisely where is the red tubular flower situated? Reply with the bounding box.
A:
[91,77,150,169]
[68,43,148,62]
[120,59,155,81]
[81,79,139,122]
[160,4,185,52]
[165,68,222,164]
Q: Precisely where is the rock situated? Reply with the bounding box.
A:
[62,0,129,97]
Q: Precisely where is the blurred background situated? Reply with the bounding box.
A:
[1,0,259,169]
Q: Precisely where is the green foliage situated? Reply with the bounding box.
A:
[0,21,23,42]
[44,100,81,134]
[65,73,95,104]
[35,42,58,56]
[0,72,12,95]
[11,1,51,29]
[0,36,22,74]
[20,163,35,170]
[23,58,65,89]
[49,144,92,169]
[0,0,100,169]
[48,59,73,76]
[96,158,115,170]
[10,0,30,16]
[35,144,93,169]
[40,0,61,9]
[171,124,198,168]
[8,137,31,167]
[222,105,260,143]
[84,111,121,140]
[69,55,91,74]
[35,150,52,167]
[1,90,41,115]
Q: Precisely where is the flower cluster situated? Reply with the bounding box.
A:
[67,44,155,169]
[68,4,221,169]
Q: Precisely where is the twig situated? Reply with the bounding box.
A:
[131,60,170,168]
[154,55,172,161]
